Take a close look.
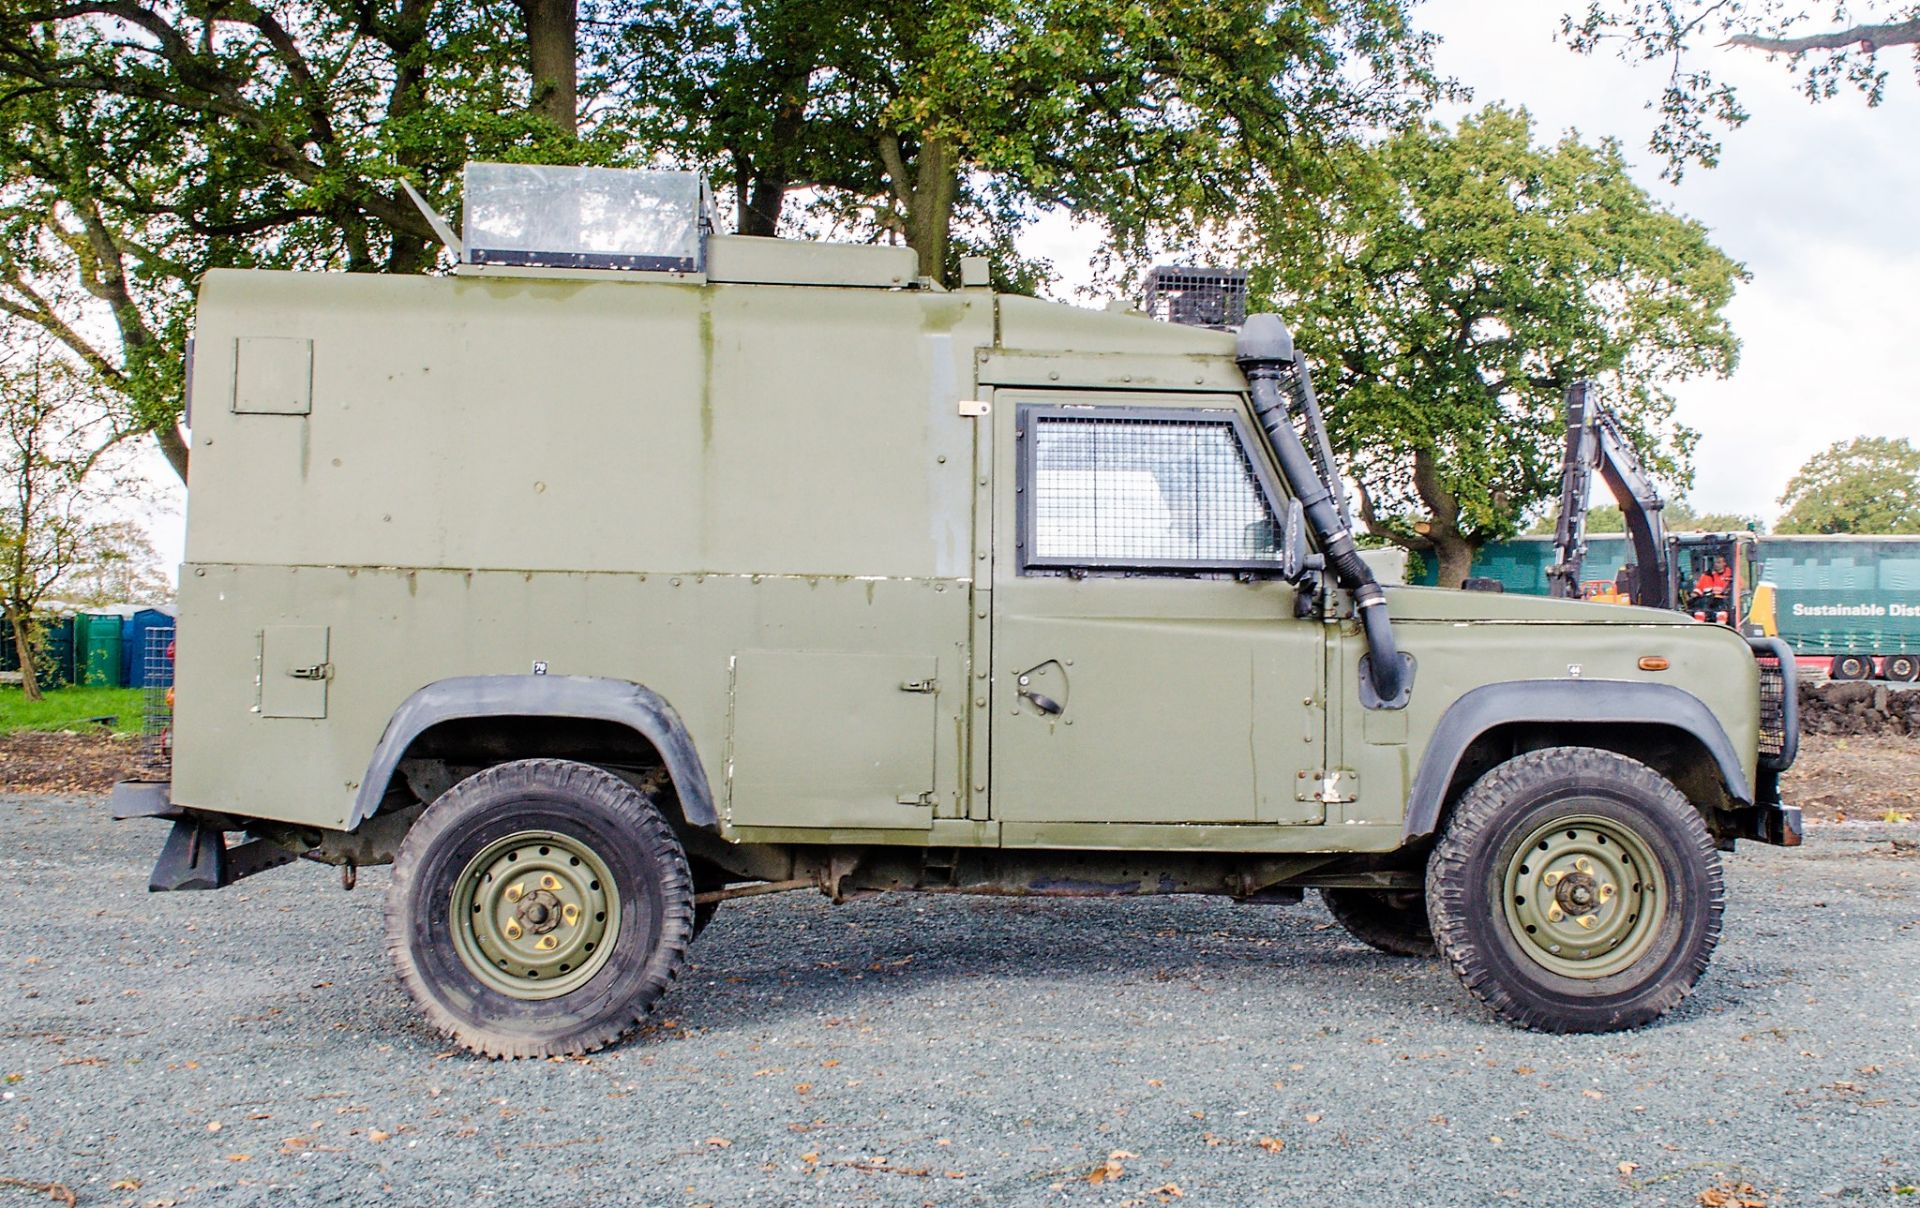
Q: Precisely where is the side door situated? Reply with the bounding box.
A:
[988,395,1326,827]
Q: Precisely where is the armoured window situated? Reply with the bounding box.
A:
[1020,407,1286,572]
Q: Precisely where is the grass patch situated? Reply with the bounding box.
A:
[0,685,145,734]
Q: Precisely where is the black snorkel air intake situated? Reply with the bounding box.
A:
[1237,314,1412,709]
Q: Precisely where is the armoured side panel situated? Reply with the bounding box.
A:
[172,566,971,831]
[175,268,993,831]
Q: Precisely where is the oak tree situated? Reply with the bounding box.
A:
[1775,435,1920,534]
[1261,105,1744,587]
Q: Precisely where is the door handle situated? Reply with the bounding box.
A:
[1020,688,1063,715]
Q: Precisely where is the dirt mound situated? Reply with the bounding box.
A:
[0,730,137,794]
[1797,680,1920,738]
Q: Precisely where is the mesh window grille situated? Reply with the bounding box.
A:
[1028,413,1282,567]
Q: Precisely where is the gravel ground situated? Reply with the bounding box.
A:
[3,794,1917,1208]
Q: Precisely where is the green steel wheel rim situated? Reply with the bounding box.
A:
[450,830,620,1001]
[1501,813,1667,980]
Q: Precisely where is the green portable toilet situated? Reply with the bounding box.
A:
[77,612,125,687]
[38,616,76,689]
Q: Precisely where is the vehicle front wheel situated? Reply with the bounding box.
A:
[1426,747,1722,1033]
[386,758,695,1058]
[1321,888,1436,957]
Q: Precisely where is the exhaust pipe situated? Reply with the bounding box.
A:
[1236,314,1411,708]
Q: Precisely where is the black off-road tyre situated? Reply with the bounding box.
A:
[1426,747,1723,1033]
[1320,888,1436,957]
[386,759,695,1058]
[1884,653,1918,683]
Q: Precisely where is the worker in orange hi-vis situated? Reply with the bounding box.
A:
[1693,555,1732,597]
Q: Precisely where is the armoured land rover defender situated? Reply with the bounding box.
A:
[113,164,1801,1057]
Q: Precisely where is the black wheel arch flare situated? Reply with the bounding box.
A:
[350,676,717,831]
[1403,679,1752,842]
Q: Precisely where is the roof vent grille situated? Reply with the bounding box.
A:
[1141,266,1248,330]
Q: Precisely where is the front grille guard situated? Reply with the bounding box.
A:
[1747,636,1799,773]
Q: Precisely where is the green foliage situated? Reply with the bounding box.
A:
[0,684,143,734]
[1258,105,1744,582]
[1562,2,1920,178]
[1526,500,1765,534]
[610,0,1446,281]
[1775,436,1920,534]
[0,0,603,478]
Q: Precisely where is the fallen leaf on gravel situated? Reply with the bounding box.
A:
[705,1137,732,1148]
[206,1121,222,1133]
[1188,1111,1204,1120]
[1490,1136,1504,1145]
[112,1179,141,1191]
[793,1083,812,1095]
[1086,1155,1127,1186]
[1619,1162,1638,1175]
[820,1059,840,1068]
[1146,1079,1164,1088]
[1151,1185,1184,1202]
[226,1153,251,1162]
[800,1152,819,1166]
[1698,1180,1767,1207]
[1258,1137,1285,1153]
[944,1171,965,1179]
[1202,1133,1224,1147]
[1583,1090,1605,1100]
[1514,1066,1535,1076]
[1303,1114,1322,1124]
[368,1129,390,1143]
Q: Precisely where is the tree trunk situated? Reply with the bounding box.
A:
[155,423,189,484]
[737,174,787,238]
[6,605,41,703]
[517,0,577,137]
[878,133,958,283]
[1430,530,1475,589]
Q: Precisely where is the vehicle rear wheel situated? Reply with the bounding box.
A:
[1425,747,1722,1033]
[1320,888,1436,957]
[1830,653,1872,681]
[1884,653,1919,683]
[386,758,694,1058]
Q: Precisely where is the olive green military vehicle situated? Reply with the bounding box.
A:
[114,164,1801,1057]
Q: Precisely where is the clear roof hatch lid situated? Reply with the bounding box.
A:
[462,162,713,273]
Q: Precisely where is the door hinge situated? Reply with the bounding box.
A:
[288,662,333,680]
[899,678,938,694]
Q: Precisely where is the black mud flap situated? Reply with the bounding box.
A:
[1727,802,1804,848]
[151,818,226,891]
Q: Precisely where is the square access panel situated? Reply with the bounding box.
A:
[232,337,313,415]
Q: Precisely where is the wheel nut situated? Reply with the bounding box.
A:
[1576,914,1599,930]
[504,919,523,940]
[562,903,580,925]
[1547,904,1564,922]
[535,934,558,951]
[541,875,560,891]
[505,883,524,902]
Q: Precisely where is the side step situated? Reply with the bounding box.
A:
[149,820,301,892]
[113,782,301,892]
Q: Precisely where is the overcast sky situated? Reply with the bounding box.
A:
[142,2,1914,570]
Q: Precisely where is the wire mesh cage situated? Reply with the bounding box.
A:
[137,626,175,779]
[1754,651,1787,761]
[1023,410,1284,569]
[1139,266,1248,330]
